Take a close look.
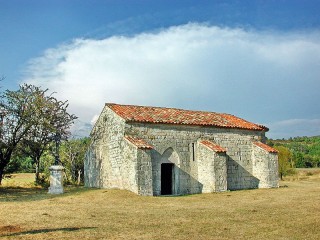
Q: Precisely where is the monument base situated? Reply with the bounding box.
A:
[48,165,64,194]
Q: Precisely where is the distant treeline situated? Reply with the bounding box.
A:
[267,136,320,168]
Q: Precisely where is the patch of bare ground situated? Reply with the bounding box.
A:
[0,225,23,234]
[0,172,319,239]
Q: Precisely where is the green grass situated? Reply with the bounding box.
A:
[0,171,319,239]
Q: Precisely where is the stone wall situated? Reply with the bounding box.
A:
[85,106,126,188]
[213,152,228,192]
[252,144,279,188]
[197,142,227,193]
[121,139,139,193]
[84,143,101,187]
[85,106,154,194]
[136,149,153,195]
[124,122,267,194]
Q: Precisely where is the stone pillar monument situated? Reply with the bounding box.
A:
[48,132,64,194]
[48,165,64,194]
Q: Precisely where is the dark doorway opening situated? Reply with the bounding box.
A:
[161,163,173,195]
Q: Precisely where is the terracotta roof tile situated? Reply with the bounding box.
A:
[200,140,227,153]
[124,135,153,149]
[107,103,268,131]
[253,142,278,153]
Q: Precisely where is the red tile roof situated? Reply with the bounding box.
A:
[200,140,227,153]
[253,142,278,153]
[124,135,153,149]
[106,103,268,131]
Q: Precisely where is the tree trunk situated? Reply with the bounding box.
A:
[0,152,13,185]
[77,169,82,185]
[0,166,4,185]
[35,158,40,183]
[35,163,40,183]
[71,160,76,183]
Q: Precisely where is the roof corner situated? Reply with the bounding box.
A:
[253,141,278,153]
[124,135,153,150]
[199,140,226,153]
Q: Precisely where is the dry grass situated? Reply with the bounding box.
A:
[1,173,35,188]
[0,171,320,240]
[284,168,320,182]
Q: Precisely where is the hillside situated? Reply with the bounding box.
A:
[267,136,320,168]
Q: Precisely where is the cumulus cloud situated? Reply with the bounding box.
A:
[22,23,320,138]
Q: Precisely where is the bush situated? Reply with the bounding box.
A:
[4,156,34,174]
[35,174,49,188]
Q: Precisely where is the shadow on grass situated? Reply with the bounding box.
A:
[0,226,97,237]
[0,186,94,202]
[0,187,48,202]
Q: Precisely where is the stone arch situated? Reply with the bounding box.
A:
[159,147,180,195]
[161,147,180,166]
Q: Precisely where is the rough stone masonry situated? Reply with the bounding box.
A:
[85,103,279,196]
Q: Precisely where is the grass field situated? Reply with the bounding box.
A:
[0,170,319,240]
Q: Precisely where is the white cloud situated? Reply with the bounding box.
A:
[22,23,320,137]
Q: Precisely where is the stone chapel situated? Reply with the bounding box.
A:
[84,103,279,196]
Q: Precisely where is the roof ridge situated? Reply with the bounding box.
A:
[106,103,268,131]
[106,103,223,115]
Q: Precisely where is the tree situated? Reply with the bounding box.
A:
[274,146,292,180]
[0,84,43,184]
[268,136,320,168]
[18,85,77,183]
[0,84,76,184]
[294,152,305,168]
[60,137,90,185]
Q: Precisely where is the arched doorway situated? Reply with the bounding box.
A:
[160,148,180,195]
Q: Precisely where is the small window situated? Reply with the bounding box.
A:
[190,142,196,161]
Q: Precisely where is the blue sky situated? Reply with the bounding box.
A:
[1,0,320,139]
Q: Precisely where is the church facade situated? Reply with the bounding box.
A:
[84,103,278,196]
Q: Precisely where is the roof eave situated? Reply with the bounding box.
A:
[125,120,267,131]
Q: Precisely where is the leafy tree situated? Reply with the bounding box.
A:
[60,137,90,185]
[274,146,292,180]
[4,156,33,173]
[0,84,45,184]
[18,86,77,183]
[268,136,320,168]
[294,152,305,168]
[0,84,76,184]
